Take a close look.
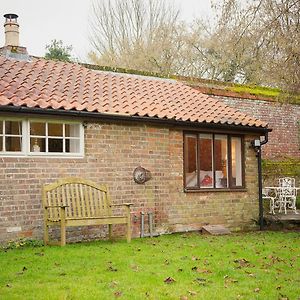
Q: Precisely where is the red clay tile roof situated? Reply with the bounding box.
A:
[0,56,268,128]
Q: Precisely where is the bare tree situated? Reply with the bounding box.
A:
[89,0,185,74]
[202,0,300,91]
[89,0,300,92]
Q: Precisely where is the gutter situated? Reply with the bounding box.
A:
[0,105,271,134]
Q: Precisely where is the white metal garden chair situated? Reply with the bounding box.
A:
[277,177,298,214]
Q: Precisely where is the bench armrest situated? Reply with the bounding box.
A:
[110,203,133,207]
[45,205,69,208]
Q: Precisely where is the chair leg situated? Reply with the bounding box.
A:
[108,224,113,240]
[270,198,275,215]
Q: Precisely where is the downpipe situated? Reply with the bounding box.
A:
[252,132,269,230]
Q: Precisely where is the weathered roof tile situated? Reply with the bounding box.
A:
[0,56,268,128]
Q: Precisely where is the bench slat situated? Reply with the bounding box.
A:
[88,186,95,217]
[84,185,91,218]
[74,183,81,218]
[65,183,72,218]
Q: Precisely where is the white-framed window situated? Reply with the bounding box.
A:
[0,120,23,153]
[0,118,84,157]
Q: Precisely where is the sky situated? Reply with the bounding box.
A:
[0,0,212,62]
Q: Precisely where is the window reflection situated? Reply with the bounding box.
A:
[185,135,197,188]
[199,134,213,188]
[215,135,228,188]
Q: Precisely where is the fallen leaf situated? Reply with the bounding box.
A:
[254,288,260,293]
[203,259,209,266]
[234,258,251,268]
[178,268,183,272]
[192,256,200,261]
[224,277,238,284]
[109,281,118,288]
[180,296,188,300]
[16,272,24,276]
[164,277,176,284]
[131,264,139,272]
[107,262,118,272]
[188,291,197,296]
[6,284,12,288]
[114,291,122,298]
[194,278,207,285]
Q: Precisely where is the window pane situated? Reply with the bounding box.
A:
[30,122,46,136]
[0,121,3,134]
[185,135,198,188]
[65,139,80,153]
[5,121,22,135]
[215,135,228,188]
[48,123,63,136]
[5,137,21,151]
[199,134,213,188]
[48,138,63,152]
[30,138,46,152]
[231,137,243,187]
[65,124,80,137]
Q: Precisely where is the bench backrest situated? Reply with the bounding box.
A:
[42,178,112,220]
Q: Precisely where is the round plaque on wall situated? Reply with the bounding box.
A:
[133,166,151,184]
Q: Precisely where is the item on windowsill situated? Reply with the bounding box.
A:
[33,138,40,152]
[201,175,212,186]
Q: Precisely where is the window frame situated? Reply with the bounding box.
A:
[0,118,84,158]
[183,131,245,192]
[0,118,25,155]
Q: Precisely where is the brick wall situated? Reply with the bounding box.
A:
[213,96,300,159]
[0,120,260,243]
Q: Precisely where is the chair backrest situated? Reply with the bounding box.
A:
[42,178,112,220]
[278,177,296,197]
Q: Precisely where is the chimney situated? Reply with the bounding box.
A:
[4,13,19,46]
[0,14,29,60]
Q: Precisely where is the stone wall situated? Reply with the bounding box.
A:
[0,119,260,243]
[213,96,300,159]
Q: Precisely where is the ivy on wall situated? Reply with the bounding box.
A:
[262,158,300,178]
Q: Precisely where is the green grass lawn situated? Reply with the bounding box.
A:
[0,231,299,300]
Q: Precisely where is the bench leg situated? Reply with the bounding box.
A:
[126,206,131,243]
[108,224,112,240]
[44,223,49,245]
[60,207,66,246]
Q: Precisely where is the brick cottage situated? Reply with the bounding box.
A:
[0,15,271,243]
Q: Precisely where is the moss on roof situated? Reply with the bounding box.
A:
[81,63,300,105]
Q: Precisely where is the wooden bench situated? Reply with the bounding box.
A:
[42,178,132,246]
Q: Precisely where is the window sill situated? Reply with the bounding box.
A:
[184,188,247,193]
